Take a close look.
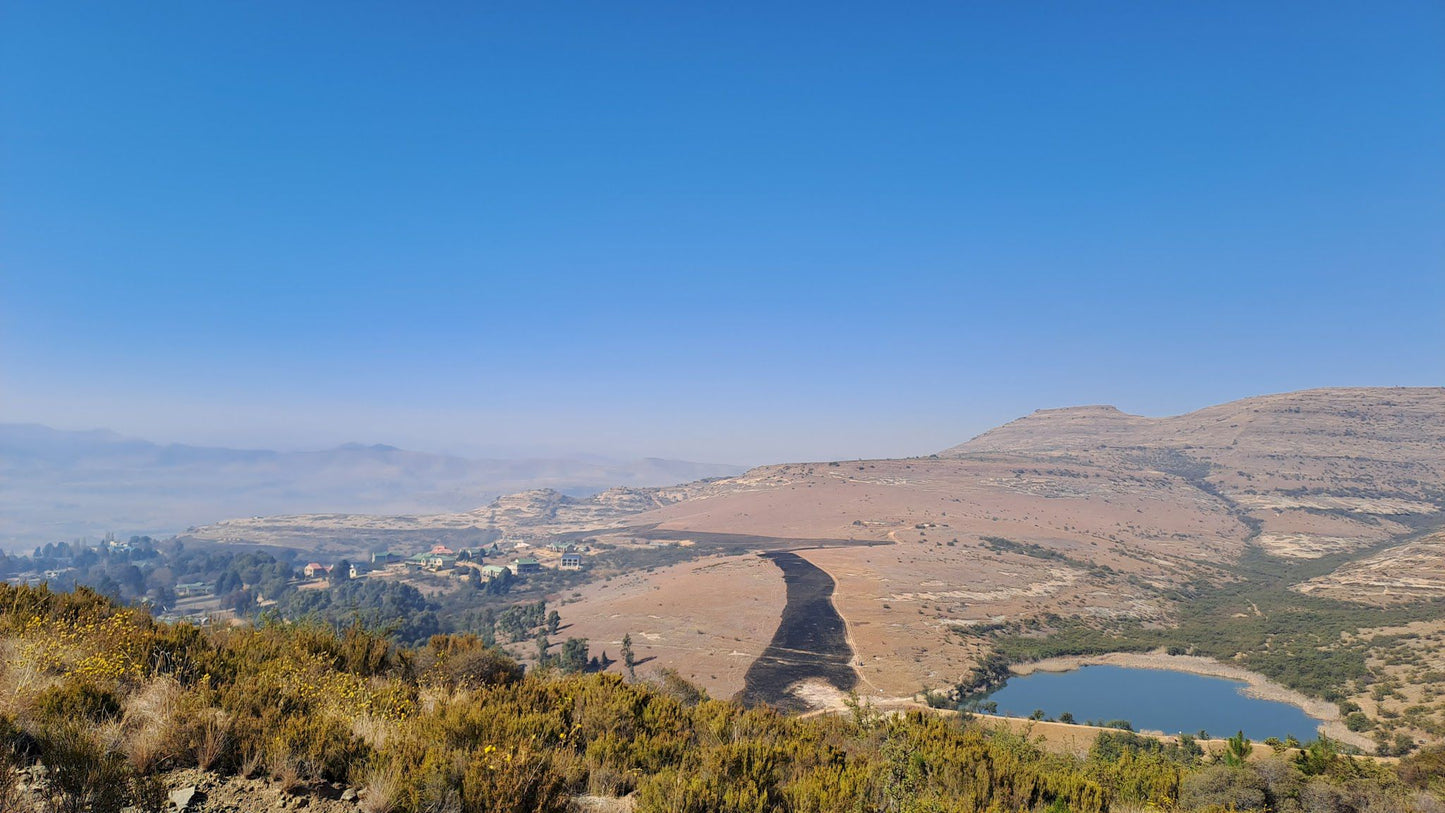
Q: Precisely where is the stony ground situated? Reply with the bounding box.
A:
[7,766,361,812]
[4,764,636,813]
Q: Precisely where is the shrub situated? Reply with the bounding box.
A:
[1179,765,1267,812]
[34,721,130,813]
[459,741,571,813]
[266,712,369,784]
[422,635,523,688]
[35,679,121,723]
[1398,744,1445,792]
[1345,711,1373,732]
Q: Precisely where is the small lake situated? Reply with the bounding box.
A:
[984,665,1323,741]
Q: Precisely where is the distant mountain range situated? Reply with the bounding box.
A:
[0,423,746,549]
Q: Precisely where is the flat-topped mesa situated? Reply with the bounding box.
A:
[942,387,1445,460]
[587,486,684,513]
[484,487,569,509]
[476,488,573,523]
[943,404,1152,456]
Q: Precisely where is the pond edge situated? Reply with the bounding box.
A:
[1008,650,1373,750]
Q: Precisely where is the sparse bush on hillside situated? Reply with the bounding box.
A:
[34,720,133,813]
[419,633,525,688]
[1179,764,1267,812]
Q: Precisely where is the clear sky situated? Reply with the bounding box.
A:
[2,2,1442,464]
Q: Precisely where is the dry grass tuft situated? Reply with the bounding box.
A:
[121,677,183,772]
[351,713,398,751]
[269,747,305,794]
[357,760,404,813]
[239,745,265,779]
[0,637,59,719]
[190,708,231,771]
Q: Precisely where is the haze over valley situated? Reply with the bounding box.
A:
[0,423,744,548]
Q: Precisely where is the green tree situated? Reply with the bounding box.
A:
[1296,735,1339,776]
[559,638,588,673]
[546,609,560,635]
[1223,731,1253,767]
[621,632,636,679]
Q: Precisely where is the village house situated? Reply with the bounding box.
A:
[560,552,583,570]
[303,562,330,579]
[480,564,508,580]
[371,551,398,565]
[174,582,214,598]
[425,553,458,571]
[511,558,541,575]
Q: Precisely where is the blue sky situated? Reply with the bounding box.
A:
[2,1,1442,463]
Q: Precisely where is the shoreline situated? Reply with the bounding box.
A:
[805,697,1397,763]
[1008,650,1374,750]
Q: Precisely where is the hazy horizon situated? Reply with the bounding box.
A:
[4,3,1442,464]
[5,384,1443,468]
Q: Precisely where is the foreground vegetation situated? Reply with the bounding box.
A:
[0,584,1441,812]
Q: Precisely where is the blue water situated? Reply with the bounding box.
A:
[985,665,1322,741]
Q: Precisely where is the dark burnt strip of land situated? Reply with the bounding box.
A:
[738,550,858,712]
[629,525,889,550]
